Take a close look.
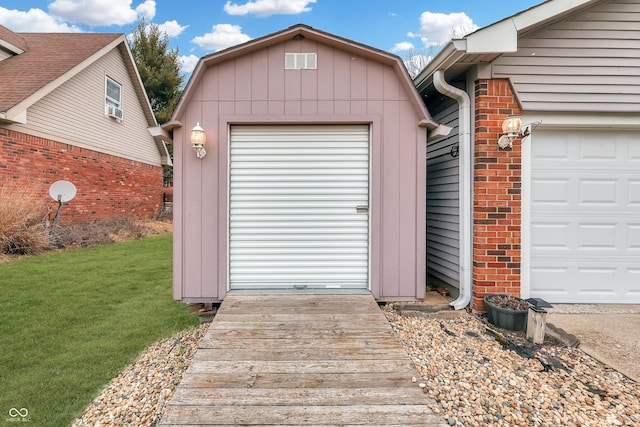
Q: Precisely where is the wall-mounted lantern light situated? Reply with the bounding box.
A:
[190,122,206,158]
[497,116,528,150]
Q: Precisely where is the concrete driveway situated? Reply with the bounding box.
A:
[546,304,640,382]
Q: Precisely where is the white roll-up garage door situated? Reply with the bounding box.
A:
[229,125,370,290]
[530,129,640,303]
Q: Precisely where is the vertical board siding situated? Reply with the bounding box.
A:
[175,40,426,301]
[493,0,640,112]
[426,98,460,288]
[14,48,161,165]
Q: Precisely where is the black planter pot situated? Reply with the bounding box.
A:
[484,294,528,331]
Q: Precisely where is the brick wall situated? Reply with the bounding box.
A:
[0,128,163,223]
[472,79,522,311]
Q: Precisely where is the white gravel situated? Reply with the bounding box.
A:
[72,308,639,427]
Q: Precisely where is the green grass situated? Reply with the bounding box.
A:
[0,234,198,426]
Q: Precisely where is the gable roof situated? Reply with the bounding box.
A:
[0,25,157,128]
[168,24,446,135]
[414,0,599,92]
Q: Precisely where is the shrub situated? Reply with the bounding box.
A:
[52,217,159,248]
[0,187,51,255]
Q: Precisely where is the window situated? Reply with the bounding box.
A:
[285,53,317,69]
[105,76,123,120]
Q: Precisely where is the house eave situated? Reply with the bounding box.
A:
[414,0,600,90]
[149,126,173,166]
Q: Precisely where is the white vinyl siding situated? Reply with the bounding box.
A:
[229,125,370,290]
[14,48,160,166]
[529,129,640,303]
[492,0,640,113]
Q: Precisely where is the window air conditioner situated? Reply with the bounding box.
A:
[106,105,123,120]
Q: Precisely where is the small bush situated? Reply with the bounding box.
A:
[52,217,158,248]
[0,187,50,255]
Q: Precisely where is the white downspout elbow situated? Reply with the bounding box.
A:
[432,70,472,311]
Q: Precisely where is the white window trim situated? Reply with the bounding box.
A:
[104,75,123,121]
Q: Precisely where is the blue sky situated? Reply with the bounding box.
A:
[0,0,542,75]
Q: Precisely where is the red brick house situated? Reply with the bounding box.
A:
[0,25,171,223]
[415,0,640,309]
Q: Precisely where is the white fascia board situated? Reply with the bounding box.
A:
[0,39,24,55]
[464,0,596,54]
[523,112,640,129]
[2,108,27,124]
[465,21,517,54]
[413,40,466,90]
[511,0,596,32]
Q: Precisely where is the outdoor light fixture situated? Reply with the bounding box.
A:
[190,122,206,159]
[497,116,529,150]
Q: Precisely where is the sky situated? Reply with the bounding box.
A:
[0,0,543,76]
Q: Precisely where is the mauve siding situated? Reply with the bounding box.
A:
[426,96,460,289]
[174,38,426,302]
[492,0,640,112]
[7,48,161,166]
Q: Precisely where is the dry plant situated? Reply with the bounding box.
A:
[0,186,50,255]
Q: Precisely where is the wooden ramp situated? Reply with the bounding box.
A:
[160,294,445,426]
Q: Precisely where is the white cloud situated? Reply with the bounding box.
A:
[158,20,188,38]
[224,0,316,17]
[191,24,251,52]
[0,6,82,32]
[135,0,156,19]
[179,54,200,74]
[391,41,414,53]
[408,11,478,48]
[48,0,156,26]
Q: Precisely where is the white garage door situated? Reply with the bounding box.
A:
[530,129,640,303]
[229,125,370,290]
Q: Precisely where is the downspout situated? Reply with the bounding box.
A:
[433,70,472,310]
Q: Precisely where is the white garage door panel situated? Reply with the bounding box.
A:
[530,130,640,303]
[229,125,370,290]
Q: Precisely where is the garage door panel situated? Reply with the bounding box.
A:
[531,178,571,204]
[630,180,640,205]
[578,179,618,204]
[229,125,370,290]
[532,260,637,302]
[531,222,571,250]
[530,129,640,303]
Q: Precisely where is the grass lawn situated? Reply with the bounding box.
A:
[0,234,198,426]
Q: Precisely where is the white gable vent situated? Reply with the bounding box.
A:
[285,53,317,69]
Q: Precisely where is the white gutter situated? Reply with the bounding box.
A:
[433,70,472,310]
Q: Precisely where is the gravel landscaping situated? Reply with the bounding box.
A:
[383,307,640,427]
[72,308,638,427]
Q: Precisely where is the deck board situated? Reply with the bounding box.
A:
[159,293,444,426]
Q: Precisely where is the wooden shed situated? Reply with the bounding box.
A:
[165,24,449,303]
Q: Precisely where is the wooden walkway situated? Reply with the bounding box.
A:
[160,293,444,426]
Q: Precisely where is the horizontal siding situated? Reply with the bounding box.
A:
[426,98,460,288]
[493,0,640,113]
[18,48,161,165]
[228,125,369,289]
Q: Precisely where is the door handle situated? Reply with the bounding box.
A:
[356,205,369,214]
